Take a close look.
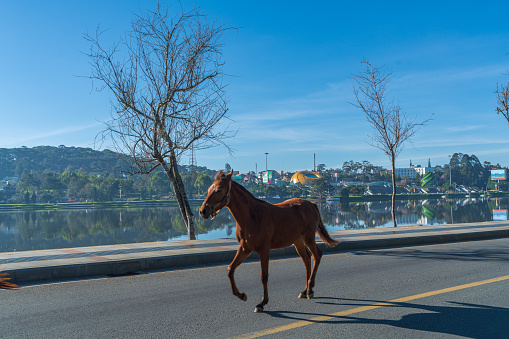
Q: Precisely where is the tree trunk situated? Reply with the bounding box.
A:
[391,155,398,227]
[169,151,196,240]
[160,155,196,240]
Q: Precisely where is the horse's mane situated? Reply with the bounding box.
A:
[232,179,256,198]
[215,170,226,181]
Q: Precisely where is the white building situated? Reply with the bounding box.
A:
[394,165,434,179]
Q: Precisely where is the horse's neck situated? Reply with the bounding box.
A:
[227,182,258,222]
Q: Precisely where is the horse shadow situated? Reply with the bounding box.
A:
[350,247,509,263]
[265,297,509,338]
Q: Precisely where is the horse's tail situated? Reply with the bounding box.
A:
[312,203,339,248]
[0,271,20,290]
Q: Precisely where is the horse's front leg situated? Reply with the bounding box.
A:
[228,245,252,302]
[255,249,270,313]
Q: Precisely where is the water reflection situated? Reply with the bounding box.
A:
[0,206,235,252]
[0,198,507,252]
[321,197,508,231]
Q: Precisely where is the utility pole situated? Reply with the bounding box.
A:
[189,144,197,169]
[265,153,269,171]
[189,129,197,169]
[448,155,452,191]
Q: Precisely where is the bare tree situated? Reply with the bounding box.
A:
[351,59,431,227]
[495,82,509,126]
[85,4,234,239]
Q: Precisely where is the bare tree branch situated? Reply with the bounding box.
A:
[84,4,236,239]
[351,59,433,227]
[495,82,509,126]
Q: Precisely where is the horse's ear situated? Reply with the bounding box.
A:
[227,170,233,179]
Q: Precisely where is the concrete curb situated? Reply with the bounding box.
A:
[4,223,509,285]
[326,228,509,252]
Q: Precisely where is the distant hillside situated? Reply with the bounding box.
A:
[0,146,124,178]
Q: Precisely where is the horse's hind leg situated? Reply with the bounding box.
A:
[255,249,270,313]
[303,236,323,299]
[294,239,312,299]
[228,245,252,302]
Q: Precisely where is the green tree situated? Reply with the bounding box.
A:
[194,173,213,197]
[17,171,40,192]
[41,172,65,190]
[148,172,171,197]
[449,153,489,188]
[181,172,199,198]
[288,186,306,198]
[59,171,78,187]
[38,191,54,203]
[277,185,289,198]
[264,185,277,198]
[342,161,353,174]
[310,178,334,198]
[67,175,89,200]
[361,160,374,173]
[340,186,350,198]
[249,183,265,197]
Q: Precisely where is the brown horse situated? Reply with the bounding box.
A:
[199,170,338,312]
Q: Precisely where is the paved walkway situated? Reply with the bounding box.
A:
[2,221,509,285]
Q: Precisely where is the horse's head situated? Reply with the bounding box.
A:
[199,170,233,219]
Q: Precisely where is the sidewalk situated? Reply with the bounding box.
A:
[2,221,509,285]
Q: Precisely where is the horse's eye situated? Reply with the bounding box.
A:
[216,189,222,193]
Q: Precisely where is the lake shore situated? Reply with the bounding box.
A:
[1,191,508,213]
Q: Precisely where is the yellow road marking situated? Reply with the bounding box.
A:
[233,274,509,339]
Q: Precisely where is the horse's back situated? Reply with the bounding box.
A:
[275,198,313,209]
[276,198,318,217]
[239,197,320,250]
[271,198,320,236]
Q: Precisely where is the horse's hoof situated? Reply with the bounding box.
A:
[239,293,247,302]
[254,306,264,313]
[307,292,314,299]
[298,292,306,299]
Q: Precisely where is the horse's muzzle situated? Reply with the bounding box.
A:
[199,204,211,219]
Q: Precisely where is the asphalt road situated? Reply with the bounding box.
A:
[2,238,509,338]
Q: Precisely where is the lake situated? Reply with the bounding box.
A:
[1,197,507,252]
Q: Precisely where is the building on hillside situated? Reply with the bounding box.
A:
[394,164,434,179]
[366,185,393,195]
[2,177,19,184]
[282,172,296,182]
[241,173,259,184]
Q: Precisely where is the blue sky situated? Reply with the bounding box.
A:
[1,1,509,174]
